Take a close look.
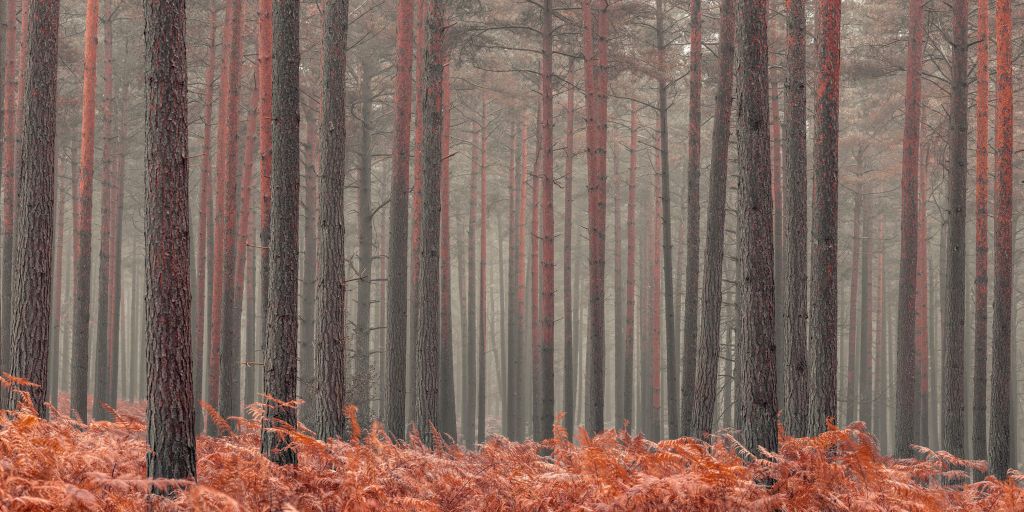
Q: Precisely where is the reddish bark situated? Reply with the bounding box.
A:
[70,0,100,422]
[439,68,456,438]
[989,0,1013,479]
[562,68,577,438]
[538,0,555,442]
[0,0,17,371]
[257,0,272,367]
[674,0,696,437]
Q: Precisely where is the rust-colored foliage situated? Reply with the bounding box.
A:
[1,393,1021,511]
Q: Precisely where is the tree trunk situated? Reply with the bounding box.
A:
[537,0,556,443]
[845,190,861,424]
[692,0,736,437]
[354,59,374,427]
[584,0,609,435]
[504,128,520,439]
[144,0,197,484]
[676,0,699,437]
[989,0,1013,479]
[873,223,889,452]
[92,1,116,421]
[313,0,348,441]
[562,68,576,438]
[916,154,930,446]
[69,0,99,422]
[808,0,841,437]
[438,68,457,440]
[942,0,968,460]
[48,174,65,406]
[895,0,924,458]
[414,0,445,447]
[857,200,872,426]
[384,0,413,439]
[257,0,273,406]
[297,115,318,426]
[477,100,488,443]
[973,0,990,466]
[194,4,219,433]
[260,0,300,466]
[232,90,258,417]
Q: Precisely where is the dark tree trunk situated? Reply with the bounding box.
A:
[260,0,301,466]
[538,0,556,442]
[70,0,99,422]
[4,0,59,417]
[989,0,1013,479]
[808,0,841,436]
[313,0,348,440]
[894,0,924,458]
[144,0,197,484]
[972,0,990,466]
[857,201,872,426]
[355,59,374,427]
[623,101,638,433]
[464,124,479,446]
[414,0,445,447]
[942,0,968,460]
[677,0,699,437]
[383,0,413,439]
[562,68,576,438]
[691,0,736,437]
[782,0,808,437]
[257,0,272,406]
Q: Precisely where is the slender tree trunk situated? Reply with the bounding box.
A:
[584,0,610,435]
[808,0,842,436]
[692,0,736,437]
[622,101,638,433]
[297,115,318,426]
[438,68,457,440]
[92,2,116,420]
[144,0,196,484]
[561,70,577,438]
[354,60,374,426]
[873,224,889,452]
[384,0,413,439]
[989,0,1013,479]
[260,0,300,466]
[257,0,273,402]
[69,0,99,422]
[414,0,445,446]
[48,175,65,406]
[782,0,808,437]
[232,92,258,418]
[107,121,126,412]
[314,0,348,440]
[504,129,520,439]
[916,154,930,445]
[973,0,990,466]
[845,190,861,424]
[194,4,218,433]
[477,100,488,442]
[407,0,427,423]
[676,0,699,437]
[537,0,556,443]
[857,201,872,426]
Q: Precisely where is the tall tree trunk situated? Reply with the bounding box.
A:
[988,0,1013,479]
[232,92,258,417]
[895,0,924,458]
[916,154,930,445]
[92,1,116,421]
[70,0,99,422]
[4,0,58,417]
[354,59,375,426]
[782,0,808,437]
[808,0,842,436]
[504,128,520,439]
[857,201,872,426]
[144,0,196,484]
[873,223,889,452]
[973,0,990,465]
[407,0,426,423]
[106,117,126,412]
[438,68,457,440]
[942,0,968,460]
[537,0,556,443]
[0,0,28,373]
[845,190,861,424]
[257,0,273,403]
[584,0,610,435]
[194,4,219,433]
[623,101,638,433]
[213,0,244,433]
[383,0,413,439]
[260,0,300,466]
[297,115,318,426]
[314,0,348,440]
[676,0,699,437]
[691,0,736,437]
[48,174,65,406]
[464,126,478,447]
[562,70,576,438]
[477,100,488,443]
[414,0,445,446]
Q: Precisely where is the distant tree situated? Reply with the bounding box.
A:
[972,0,990,465]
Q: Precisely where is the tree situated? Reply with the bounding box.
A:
[972,0,990,465]
[584,0,610,436]
[144,0,197,484]
[691,0,736,437]
[677,0,700,438]
[538,0,556,441]
[4,0,59,416]
[782,0,808,437]
[415,0,445,446]
[736,0,778,453]
[808,0,841,436]
[314,0,348,441]
[562,68,576,438]
[942,0,968,460]
[261,0,301,466]
[383,0,413,439]
[477,99,488,443]
[988,0,1013,480]
[70,0,99,423]
[894,0,923,458]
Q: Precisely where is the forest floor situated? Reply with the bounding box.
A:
[0,396,1021,511]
